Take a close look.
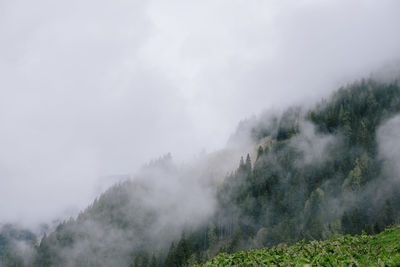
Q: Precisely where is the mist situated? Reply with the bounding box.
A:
[1,0,400,230]
[375,114,400,202]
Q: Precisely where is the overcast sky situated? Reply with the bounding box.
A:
[1,0,400,227]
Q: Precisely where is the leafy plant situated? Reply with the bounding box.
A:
[198,226,400,266]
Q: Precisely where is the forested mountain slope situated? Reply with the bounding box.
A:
[214,79,400,249]
[0,224,36,263]
[2,78,400,266]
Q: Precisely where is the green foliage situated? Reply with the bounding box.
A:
[0,224,36,264]
[227,225,242,254]
[207,224,217,251]
[163,234,192,267]
[1,251,25,267]
[131,251,150,267]
[198,225,400,266]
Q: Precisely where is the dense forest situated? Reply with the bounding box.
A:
[2,78,400,266]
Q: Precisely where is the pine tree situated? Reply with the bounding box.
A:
[227,225,242,253]
[164,242,177,267]
[245,154,252,175]
[303,188,324,240]
[34,233,52,267]
[150,254,157,267]
[176,233,191,266]
[207,223,217,251]
[256,146,264,160]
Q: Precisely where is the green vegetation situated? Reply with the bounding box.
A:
[0,224,36,265]
[198,226,400,266]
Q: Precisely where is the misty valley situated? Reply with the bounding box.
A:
[1,78,400,266]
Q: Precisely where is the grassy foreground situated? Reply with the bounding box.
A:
[197,226,400,266]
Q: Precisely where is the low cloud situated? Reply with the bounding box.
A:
[290,120,337,166]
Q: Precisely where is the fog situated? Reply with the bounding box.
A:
[1,0,400,227]
[376,114,400,200]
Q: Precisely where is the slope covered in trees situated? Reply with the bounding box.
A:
[2,78,400,266]
[212,79,400,249]
[0,224,36,265]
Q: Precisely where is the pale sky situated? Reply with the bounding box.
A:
[1,0,400,227]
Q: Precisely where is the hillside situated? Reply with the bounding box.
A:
[2,78,400,266]
[198,225,400,266]
[0,224,36,261]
